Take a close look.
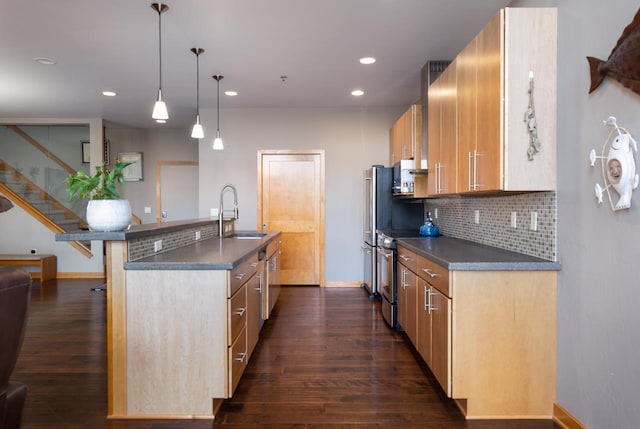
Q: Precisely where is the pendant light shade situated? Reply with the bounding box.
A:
[151,3,169,121]
[190,48,205,139]
[212,74,224,150]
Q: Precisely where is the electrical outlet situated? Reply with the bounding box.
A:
[210,208,219,217]
[144,206,151,214]
[30,249,37,255]
[474,210,480,224]
[195,231,201,240]
[434,208,438,219]
[511,212,517,228]
[154,240,163,252]
[530,212,538,231]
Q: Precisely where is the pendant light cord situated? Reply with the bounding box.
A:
[196,53,200,115]
[158,7,163,91]
[216,78,220,133]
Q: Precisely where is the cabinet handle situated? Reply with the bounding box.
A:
[428,287,438,314]
[401,268,407,289]
[427,287,434,315]
[233,307,246,317]
[473,150,478,191]
[399,254,411,262]
[234,273,246,280]
[423,284,428,311]
[421,268,440,278]
[234,352,247,363]
[250,262,259,268]
[468,151,473,191]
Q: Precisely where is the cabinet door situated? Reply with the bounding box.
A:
[427,79,442,196]
[476,11,502,191]
[457,38,478,192]
[417,280,431,366]
[429,286,451,396]
[246,270,262,359]
[405,269,418,346]
[428,62,457,195]
[439,62,457,194]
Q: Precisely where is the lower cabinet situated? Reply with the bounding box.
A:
[396,245,557,419]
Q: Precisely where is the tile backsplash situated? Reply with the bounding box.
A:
[424,191,557,261]
[128,224,217,261]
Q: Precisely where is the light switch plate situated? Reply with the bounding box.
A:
[144,206,151,214]
[474,210,480,224]
[530,212,538,231]
[154,240,163,252]
[511,212,517,228]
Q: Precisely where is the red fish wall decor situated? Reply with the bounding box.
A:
[587,7,640,96]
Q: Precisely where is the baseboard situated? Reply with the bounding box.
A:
[324,281,361,288]
[553,403,588,429]
[56,272,106,279]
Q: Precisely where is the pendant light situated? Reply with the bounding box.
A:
[212,74,224,150]
[151,3,169,121]
[190,48,205,139]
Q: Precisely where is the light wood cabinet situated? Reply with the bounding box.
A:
[427,61,457,195]
[397,247,418,345]
[265,239,281,318]
[398,249,557,418]
[416,257,451,396]
[451,8,557,193]
[389,104,422,166]
[246,261,263,360]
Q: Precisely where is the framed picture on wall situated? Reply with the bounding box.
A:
[118,152,143,181]
[81,141,90,164]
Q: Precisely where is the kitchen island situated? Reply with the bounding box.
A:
[56,219,281,419]
[395,236,560,419]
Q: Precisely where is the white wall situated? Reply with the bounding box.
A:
[107,127,197,224]
[556,2,640,428]
[197,107,403,283]
[507,0,640,427]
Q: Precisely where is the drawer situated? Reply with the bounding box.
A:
[228,324,247,395]
[417,256,450,297]
[397,246,418,273]
[229,252,260,296]
[228,284,247,344]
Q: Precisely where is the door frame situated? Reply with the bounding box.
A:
[257,149,325,287]
[155,160,199,223]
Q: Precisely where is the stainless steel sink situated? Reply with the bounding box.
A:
[227,232,267,239]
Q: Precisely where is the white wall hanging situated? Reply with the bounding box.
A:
[589,116,639,210]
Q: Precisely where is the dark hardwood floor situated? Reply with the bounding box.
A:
[13,279,562,429]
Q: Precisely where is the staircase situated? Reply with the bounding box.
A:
[0,160,92,257]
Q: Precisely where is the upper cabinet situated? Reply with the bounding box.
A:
[430,8,557,195]
[389,104,422,167]
[428,62,457,196]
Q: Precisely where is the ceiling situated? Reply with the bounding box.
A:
[0,0,510,129]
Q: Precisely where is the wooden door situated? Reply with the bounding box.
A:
[257,150,325,286]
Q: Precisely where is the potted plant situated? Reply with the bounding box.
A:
[66,160,134,231]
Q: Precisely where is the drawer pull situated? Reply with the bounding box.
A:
[422,268,440,278]
[399,254,412,262]
[233,307,246,316]
[250,262,259,268]
[234,352,247,363]
[234,273,246,280]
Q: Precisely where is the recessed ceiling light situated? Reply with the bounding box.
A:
[359,57,376,65]
[34,57,56,65]
[225,91,238,96]
[102,91,117,97]
[351,89,365,96]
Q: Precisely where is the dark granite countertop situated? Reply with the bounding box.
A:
[123,231,280,270]
[55,218,215,242]
[397,236,561,271]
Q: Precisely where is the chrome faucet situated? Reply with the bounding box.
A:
[219,184,239,236]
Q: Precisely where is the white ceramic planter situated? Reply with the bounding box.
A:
[86,199,132,232]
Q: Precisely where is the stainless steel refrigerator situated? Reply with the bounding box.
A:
[361,165,423,297]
